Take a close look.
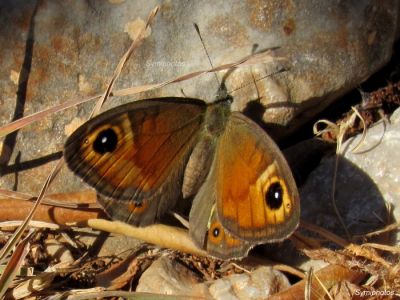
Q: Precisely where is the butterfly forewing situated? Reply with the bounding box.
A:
[64,98,207,226]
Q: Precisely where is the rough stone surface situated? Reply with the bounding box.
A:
[300,107,400,243]
[136,256,291,299]
[136,256,206,296]
[0,1,398,199]
[207,266,291,300]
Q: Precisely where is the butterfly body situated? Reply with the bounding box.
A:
[64,97,300,259]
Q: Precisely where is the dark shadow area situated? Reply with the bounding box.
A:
[0,1,39,180]
[12,152,21,191]
[299,155,390,238]
[87,231,110,257]
[283,138,335,187]
[242,99,300,133]
[0,151,63,176]
[359,40,400,91]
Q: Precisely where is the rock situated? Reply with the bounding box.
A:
[136,256,291,299]
[207,266,291,300]
[136,256,206,296]
[300,107,400,242]
[0,0,398,195]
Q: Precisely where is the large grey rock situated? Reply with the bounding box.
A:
[0,0,398,196]
[136,256,291,299]
[301,107,400,243]
[136,256,206,296]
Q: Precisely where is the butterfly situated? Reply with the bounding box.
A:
[64,95,300,259]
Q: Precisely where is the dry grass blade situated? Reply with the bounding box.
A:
[239,254,305,279]
[305,267,313,300]
[0,220,60,230]
[209,48,285,71]
[0,230,34,299]
[361,243,400,254]
[313,272,334,300]
[313,108,369,241]
[84,219,208,257]
[228,262,251,274]
[313,119,337,138]
[113,49,284,98]
[0,188,98,209]
[273,264,305,279]
[0,94,100,138]
[301,221,394,269]
[360,222,400,238]
[348,106,367,153]
[313,119,351,240]
[300,221,349,248]
[171,212,190,229]
[91,6,159,117]
[0,159,63,262]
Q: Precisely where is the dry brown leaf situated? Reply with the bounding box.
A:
[345,244,392,269]
[96,252,153,289]
[0,231,34,298]
[269,264,365,300]
[328,280,361,300]
[302,248,350,267]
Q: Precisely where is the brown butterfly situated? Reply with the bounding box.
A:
[64,96,300,259]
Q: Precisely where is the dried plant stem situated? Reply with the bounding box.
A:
[0,159,63,262]
[84,219,208,258]
[313,272,334,300]
[313,107,369,241]
[91,6,160,117]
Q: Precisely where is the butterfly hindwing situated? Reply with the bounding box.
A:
[214,112,300,241]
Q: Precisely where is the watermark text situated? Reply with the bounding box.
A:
[354,289,395,297]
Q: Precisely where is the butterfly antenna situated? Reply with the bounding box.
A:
[193,23,220,86]
[249,44,262,101]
